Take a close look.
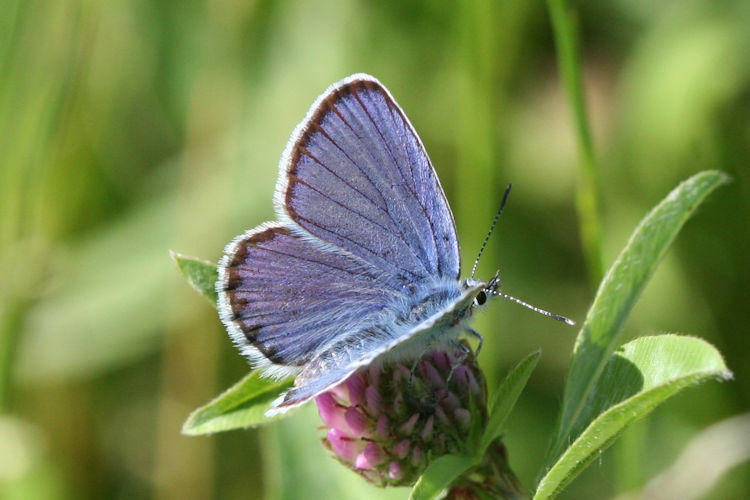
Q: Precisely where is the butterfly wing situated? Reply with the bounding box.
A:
[275,74,460,283]
[265,282,483,416]
[217,223,395,379]
[218,74,468,414]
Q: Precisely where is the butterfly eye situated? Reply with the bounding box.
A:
[474,291,487,306]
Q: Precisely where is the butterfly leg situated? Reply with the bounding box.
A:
[446,340,472,383]
[464,327,484,358]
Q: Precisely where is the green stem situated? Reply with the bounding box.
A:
[449,440,527,500]
[546,0,604,287]
[0,296,26,411]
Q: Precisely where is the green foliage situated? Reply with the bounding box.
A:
[480,351,540,454]
[547,0,603,285]
[171,254,299,433]
[182,372,294,435]
[535,335,730,499]
[410,454,477,500]
[530,171,730,498]
[170,252,219,306]
[548,170,729,464]
[410,170,730,498]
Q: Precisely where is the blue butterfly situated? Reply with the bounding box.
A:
[217,74,572,417]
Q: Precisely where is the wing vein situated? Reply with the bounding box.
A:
[292,212,422,280]
[351,86,440,274]
[310,115,435,274]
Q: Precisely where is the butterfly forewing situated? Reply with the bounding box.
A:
[277,74,460,282]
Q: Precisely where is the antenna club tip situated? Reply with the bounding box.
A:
[551,314,576,326]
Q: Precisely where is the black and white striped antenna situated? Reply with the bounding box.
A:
[471,184,512,279]
[471,184,575,326]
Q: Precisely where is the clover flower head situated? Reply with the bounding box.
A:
[315,344,487,487]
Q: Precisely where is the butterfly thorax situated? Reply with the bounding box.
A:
[374,277,485,362]
[399,278,482,323]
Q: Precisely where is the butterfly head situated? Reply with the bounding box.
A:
[468,272,499,309]
[459,273,500,311]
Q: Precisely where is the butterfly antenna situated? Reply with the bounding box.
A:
[471,184,513,279]
[487,289,576,325]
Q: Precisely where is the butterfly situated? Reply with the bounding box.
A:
[216,74,572,417]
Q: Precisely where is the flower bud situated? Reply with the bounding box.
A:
[315,343,487,486]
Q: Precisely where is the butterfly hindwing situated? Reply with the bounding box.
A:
[217,223,396,379]
[267,283,483,415]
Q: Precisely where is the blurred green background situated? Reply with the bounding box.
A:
[1,0,748,499]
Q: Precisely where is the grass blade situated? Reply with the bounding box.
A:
[547,0,603,284]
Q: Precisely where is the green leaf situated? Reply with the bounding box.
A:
[182,371,294,435]
[534,335,731,500]
[478,351,540,453]
[409,454,476,500]
[170,251,219,306]
[548,170,728,462]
